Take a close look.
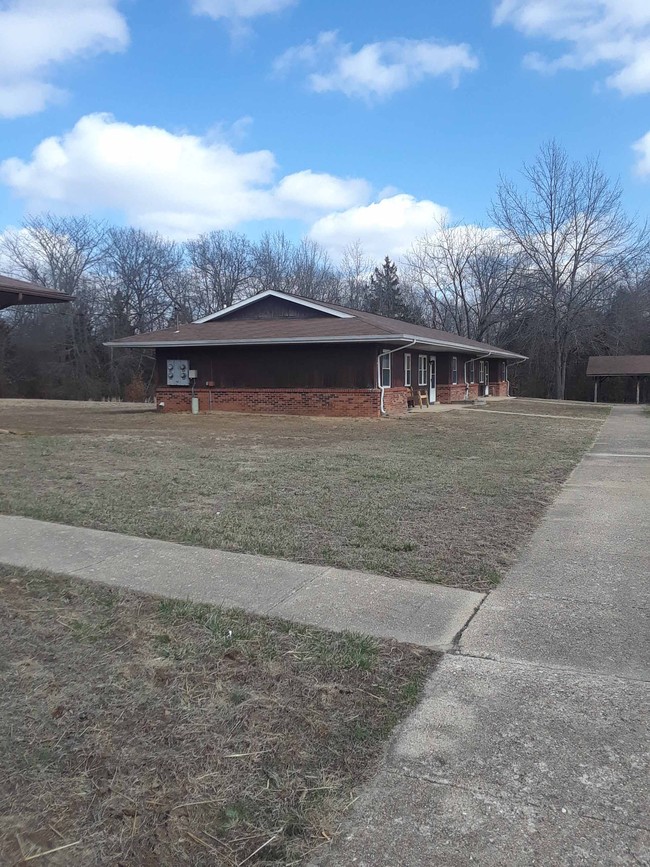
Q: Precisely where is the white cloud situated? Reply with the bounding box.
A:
[0,113,372,237]
[494,0,650,96]
[633,131,650,177]
[274,170,371,212]
[309,194,450,260]
[274,31,478,101]
[0,0,128,118]
[192,0,296,24]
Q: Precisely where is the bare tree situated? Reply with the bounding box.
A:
[340,241,372,309]
[490,141,648,398]
[1,213,107,294]
[185,230,253,316]
[406,221,523,340]
[102,227,181,335]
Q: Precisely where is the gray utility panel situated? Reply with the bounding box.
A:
[166,359,190,386]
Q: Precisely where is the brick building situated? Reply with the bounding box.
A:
[106,290,526,417]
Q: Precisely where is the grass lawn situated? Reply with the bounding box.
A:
[0,566,436,865]
[470,398,611,418]
[0,400,607,592]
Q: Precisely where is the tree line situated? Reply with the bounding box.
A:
[1,141,649,403]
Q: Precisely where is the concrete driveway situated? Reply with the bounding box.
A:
[318,406,649,866]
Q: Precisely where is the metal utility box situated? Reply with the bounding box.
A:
[166,359,190,386]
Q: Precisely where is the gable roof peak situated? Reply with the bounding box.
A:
[194,289,354,323]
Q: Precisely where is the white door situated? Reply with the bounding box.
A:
[429,356,437,403]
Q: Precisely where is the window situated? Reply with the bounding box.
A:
[501,361,507,381]
[469,360,475,384]
[404,353,412,387]
[418,355,428,386]
[380,352,391,387]
[451,356,458,385]
[478,361,484,383]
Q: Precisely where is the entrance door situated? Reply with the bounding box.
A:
[483,360,489,396]
[479,360,489,397]
[429,356,437,404]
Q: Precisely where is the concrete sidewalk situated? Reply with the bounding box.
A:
[319,405,650,865]
[0,515,482,650]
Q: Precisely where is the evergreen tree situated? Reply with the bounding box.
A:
[368,256,419,322]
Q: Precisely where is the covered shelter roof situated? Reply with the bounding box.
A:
[0,274,73,310]
[586,356,650,377]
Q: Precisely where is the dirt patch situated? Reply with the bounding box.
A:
[0,565,437,865]
[0,399,605,592]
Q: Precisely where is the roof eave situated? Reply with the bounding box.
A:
[104,333,527,359]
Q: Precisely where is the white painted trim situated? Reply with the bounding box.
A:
[105,329,527,360]
[379,349,392,388]
[451,355,458,385]
[404,352,412,387]
[194,289,354,323]
[429,355,437,404]
[417,354,428,387]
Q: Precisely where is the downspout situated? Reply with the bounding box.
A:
[503,357,526,397]
[465,352,493,401]
[377,339,417,415]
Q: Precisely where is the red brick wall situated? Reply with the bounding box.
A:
[382,387,409,415]
[437,383,471,403]
[155,387,382,417]
[488,380,509,397]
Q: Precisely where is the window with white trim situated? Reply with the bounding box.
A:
[418,354,428,386]
[451,356,458,385]
[469,360,475,384]
[404,353,412,387]
[478,361,484,383]
[380,352,391,387]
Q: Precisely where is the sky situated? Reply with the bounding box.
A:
[0,0,649,261]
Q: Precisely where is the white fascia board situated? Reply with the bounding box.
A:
[402,335,527,360]
[194,289,354,323]
[104,335,407,348]
[104,332,527,359]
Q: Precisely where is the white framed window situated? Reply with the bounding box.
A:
[451,356,458,385]
[380,352,391,387]
[479,361,484,383]
[404,353,412,387]
[469,360,475,384]
[418,354,428,386]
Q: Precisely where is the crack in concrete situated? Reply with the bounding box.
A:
[387,768,650,834]
[451,649,650,684]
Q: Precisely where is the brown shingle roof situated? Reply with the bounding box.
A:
[106,291,526,360]
[587,355,650,376]
[0,274,73,309]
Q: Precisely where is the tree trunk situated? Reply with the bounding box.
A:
[554,342,565,400]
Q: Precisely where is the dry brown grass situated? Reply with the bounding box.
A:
[0,399,606,592]
[473,399,611,418]
[0,565,437,865]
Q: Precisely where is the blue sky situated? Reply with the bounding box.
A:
[1,0,649,260]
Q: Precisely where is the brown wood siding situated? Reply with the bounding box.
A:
[217,296,335,321]
[387,349,477,387]
[156,344,377,389]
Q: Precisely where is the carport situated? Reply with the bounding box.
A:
[587,355,650,404]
